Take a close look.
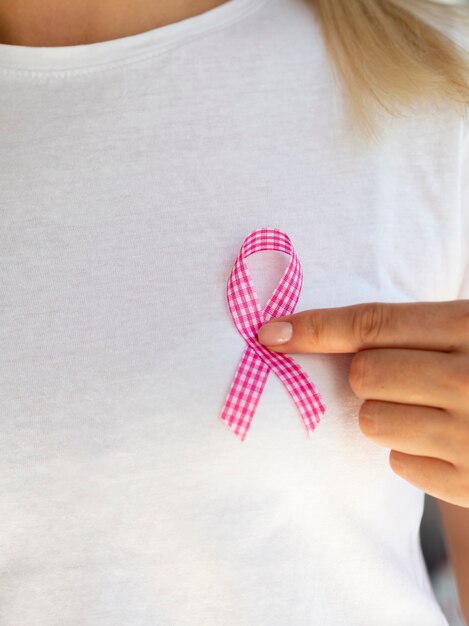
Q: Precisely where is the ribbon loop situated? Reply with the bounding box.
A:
[219,228,326,441]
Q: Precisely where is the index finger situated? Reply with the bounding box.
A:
[256,300,468,354]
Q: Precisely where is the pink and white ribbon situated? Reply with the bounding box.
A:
[219,227,326,441]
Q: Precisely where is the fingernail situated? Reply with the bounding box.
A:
[257,322,292,345]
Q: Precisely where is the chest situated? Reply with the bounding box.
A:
[0,72,463,531]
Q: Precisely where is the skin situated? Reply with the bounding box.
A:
[0,0,229,47]
[2,0,467,618]
[258,299,469,618]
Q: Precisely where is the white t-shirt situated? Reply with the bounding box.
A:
[0,0,468,624]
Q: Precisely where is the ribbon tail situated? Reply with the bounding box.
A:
[269,355,326,437]
[219,344,270,441]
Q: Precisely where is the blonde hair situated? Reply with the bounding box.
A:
[310,0,469,136]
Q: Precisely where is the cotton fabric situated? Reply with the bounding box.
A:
[0,0,468,624]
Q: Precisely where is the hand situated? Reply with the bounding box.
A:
[257,300,469,507]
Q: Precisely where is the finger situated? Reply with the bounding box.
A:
[389,450,466,507]
[257,299,469,354]
[349,348,465,411]
[359,400,463,462]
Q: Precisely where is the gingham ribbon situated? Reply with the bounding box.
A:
[219,228,326,441]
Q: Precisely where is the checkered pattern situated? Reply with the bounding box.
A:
[219,228,326,441]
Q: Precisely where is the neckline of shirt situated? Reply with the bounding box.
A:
[0,0,268,74]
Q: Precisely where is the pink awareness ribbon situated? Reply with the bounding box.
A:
[219,227,326,441]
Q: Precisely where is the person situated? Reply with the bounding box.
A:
[0,0,468,624]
